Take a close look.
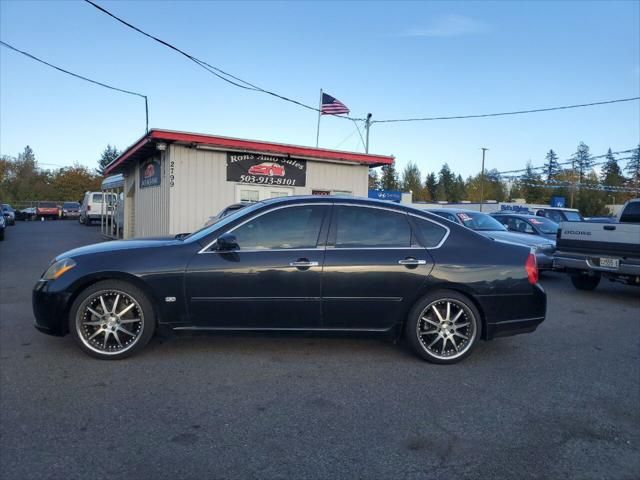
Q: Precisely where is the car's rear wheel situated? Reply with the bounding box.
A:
[570,274,600,291]
[69,280,155,360]
[405,291,481,364]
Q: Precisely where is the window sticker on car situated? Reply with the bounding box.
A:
[457,213,473,222]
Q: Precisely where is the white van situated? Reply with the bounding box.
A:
[79,191,116,225]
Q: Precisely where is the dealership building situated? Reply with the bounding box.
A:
[104,129,394,239]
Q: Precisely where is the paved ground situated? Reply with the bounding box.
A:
[0,220,638,480]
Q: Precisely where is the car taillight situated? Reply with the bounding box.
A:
[525,252,538,285]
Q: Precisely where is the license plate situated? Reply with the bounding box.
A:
[599,257,619,269]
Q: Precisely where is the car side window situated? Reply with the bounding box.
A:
[231,206,325,250]
[411,217,448,248]
[546,211,563,223]
[514,219,535,234]
[334,206,411,248]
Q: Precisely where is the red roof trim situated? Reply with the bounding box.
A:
[105,129,393,174]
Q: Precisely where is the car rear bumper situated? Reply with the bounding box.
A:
[32,281,71,336]
[535,252,554,270]
[554,253,640,276]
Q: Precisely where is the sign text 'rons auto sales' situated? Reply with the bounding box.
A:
[227,153,307,187]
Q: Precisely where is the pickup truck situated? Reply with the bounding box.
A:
[554,199,640,290]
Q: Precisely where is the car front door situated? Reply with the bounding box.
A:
[184,204,330,329]
[321,205,435,330]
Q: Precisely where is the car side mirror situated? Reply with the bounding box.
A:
[216,233,239,251]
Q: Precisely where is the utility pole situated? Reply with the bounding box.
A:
[364,113,372,153]
[479,148,488,212]
[570,158,575,208]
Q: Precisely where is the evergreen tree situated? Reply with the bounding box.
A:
[520,162,545,203]
[401,162,425,200]
[600,148,625,187]
[424,172,437,201]
[368,169,381,190]
[437,163,455,200]
[97,145,121,175]
[380,160,400,191]
[625,144,640,189]
[572,142,593,182]
[543,149,560,181]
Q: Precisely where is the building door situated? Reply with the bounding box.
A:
[235,184,294,203]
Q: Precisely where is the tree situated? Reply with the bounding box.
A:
[575,171,608,216]
[600,148,625,188]
[543,149,560,181]
[572,142,593,182]
[424,172,437,201]
[380,160,400,191]
[625,144,640,189]
[97,145,120,175]
[437,163,455,201]
[368,169,380,190]
[51,164,102,201]
[519,162,546,203]
[401,162,425,200]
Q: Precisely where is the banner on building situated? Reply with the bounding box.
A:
[140,159,161,188]
[368,189,402,203]
[227,153,307,187]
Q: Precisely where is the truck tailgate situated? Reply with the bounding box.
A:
[557,222,640,257]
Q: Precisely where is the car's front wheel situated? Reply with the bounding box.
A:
[405,290,481,364]
[69,280,155,360]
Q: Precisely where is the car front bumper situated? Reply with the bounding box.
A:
[32,281,72,336]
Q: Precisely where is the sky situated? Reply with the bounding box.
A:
[1,0,639,179]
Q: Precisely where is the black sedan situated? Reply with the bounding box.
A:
[33,196,546,364]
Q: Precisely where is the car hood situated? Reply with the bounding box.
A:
[57,236,181,260]
[477,230,555,247]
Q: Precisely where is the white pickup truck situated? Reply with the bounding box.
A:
[554,199,640,290]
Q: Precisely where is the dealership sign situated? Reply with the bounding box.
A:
[227,153,307,187]
[140,159,161,188]
[368,189,402,203]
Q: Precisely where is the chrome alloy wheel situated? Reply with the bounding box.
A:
[75,290,144,356]
[416,298,476,360]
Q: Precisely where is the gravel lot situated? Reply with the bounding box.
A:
[1,220,639,480]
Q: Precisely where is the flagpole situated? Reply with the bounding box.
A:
[315,88,322,148]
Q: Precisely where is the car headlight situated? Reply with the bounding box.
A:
[42,258,76,280]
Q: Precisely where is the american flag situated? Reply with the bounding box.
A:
[320,93,350,115]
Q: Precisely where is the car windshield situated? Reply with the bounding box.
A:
[564,211,583,221]
[2,204,12,212]
[183,201,265,243]
[528,216,558,234]
[455,211,507,231]
[63,202,79,208]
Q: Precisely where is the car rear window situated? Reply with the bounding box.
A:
[620,202,640,223]
[39,202,56,208]
[564,211,583,221]
[92,194,103,203]
[334,206,411,248]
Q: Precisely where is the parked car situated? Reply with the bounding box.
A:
[427,208,557,270]
[0,213,5,240]
[62,201,81,219]
[33,196,546,363]
[554,198,640,290]
[16,207,37,221]
[36,201,60,220]
[534,207,583,223]
[491,213,558,241]
[203,202,251,227]
[79,192,116,225]
[2,204,16,226]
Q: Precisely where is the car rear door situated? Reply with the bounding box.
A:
[184,203,330,329]
[321,204,435,330]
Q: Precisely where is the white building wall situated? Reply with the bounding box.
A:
[168,144,370,235]
[126,153,170,238]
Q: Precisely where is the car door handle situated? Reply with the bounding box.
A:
[289,261,319,267]
[398,258,427,265]
[603,225,616,231]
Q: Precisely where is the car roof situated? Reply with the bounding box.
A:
[492,213,537,218]
[424,207,479,214]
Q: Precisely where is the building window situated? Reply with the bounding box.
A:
[239,189,260,203]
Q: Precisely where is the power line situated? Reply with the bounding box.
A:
[497,148,636,176]
[371,97,640,124]
[84,0,364,122]
[0,40,149,133]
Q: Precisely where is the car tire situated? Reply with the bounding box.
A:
[0,230,4,241]
[405,290,481,364]
[68,280,156,360]
[570,274,600,291]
